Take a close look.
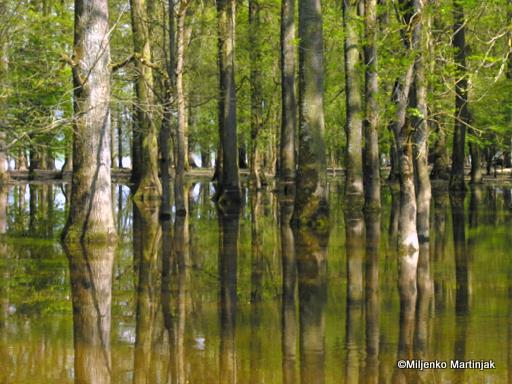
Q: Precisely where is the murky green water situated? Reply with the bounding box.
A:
[0,181,511,383]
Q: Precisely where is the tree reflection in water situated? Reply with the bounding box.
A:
[1,182,512,383]
[294,223,328,384]
[65,241,116,384]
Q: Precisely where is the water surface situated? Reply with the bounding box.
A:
[0,182,511,383]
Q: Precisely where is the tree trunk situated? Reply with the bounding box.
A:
[62,0,116,244]
[363,0,380,211]
[216,0,241,203]
[412,1,431,244]
[293,0,329,227]
[159,0,177,218]
[430,119,450,180]
[175,0,190,214]
[130,0,162,200]
[449,0,471,191]
[343,0,364,205]
[279,0,296,182]
[249,0,264,190]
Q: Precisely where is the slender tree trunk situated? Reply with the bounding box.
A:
[117,107,123,168]
[343,0,364,204]
[130,0,162,200]
[249,0,264,190]
[62,0,116,243]
[412,0,431,244]
[449,0,473,190]
[216,0,241,203]
[159,0,177,218]
[0,40,8,183]
[175,0,190,214]
[279,0,296,183]
[363,0,380,211]
[293,0,329,227]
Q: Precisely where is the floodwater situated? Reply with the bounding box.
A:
[0,181,511,383]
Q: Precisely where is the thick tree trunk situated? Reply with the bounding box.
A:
[62,0,116,243]
[293,0,329,227]
[130,0,162,200]
[343,0,364,204]
[363,0,380,211]
[66,242,115,384]
[279,0,296,182]
[216,0,241,203]
[249,0,264,190]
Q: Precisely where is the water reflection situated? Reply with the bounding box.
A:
[344,205,364,384]
[294,223,328,384]
[364,210,380,384]
[218,203,241,384]
[65,242,115,384]
[0,182,511,383]
[280,197,297,384]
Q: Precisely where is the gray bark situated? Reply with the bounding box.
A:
[293,0,329,227]
[130,0,162,200]
[343,0,364,204]
[363,0,381,211]
[279,0,297,182]
[62,0,116,243]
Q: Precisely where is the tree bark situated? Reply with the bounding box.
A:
[279,0,297,182]
[293,0,329,227]
[343,0,364,205]
[216,0,241,203]
[130,0,162,200]
[363,0,380,211]
[0,40,8,183]
[430,119,450,180]
[249,0,264,190]
[412,0,431,244]
[175,0,190,214]
[449,0,472,190]
[62,0,116,243]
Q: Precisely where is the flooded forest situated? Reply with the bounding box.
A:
[0,0,511,383]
